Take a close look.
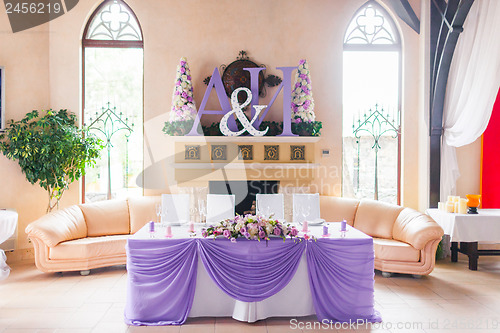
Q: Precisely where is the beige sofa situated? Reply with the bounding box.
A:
[320,196,444,276]
[25,197,159,274]
[26,196,443,276]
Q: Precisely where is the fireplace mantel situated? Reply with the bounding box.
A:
[169,135,321,184]
[169,136,320,143]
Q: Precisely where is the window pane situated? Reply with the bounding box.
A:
[85,1,142,41]
[84,47,143,202]
[344,2,398,45]
[342,51,399,204]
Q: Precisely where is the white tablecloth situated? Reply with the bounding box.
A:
[0,209,18,281]
[426,208,500,242]
[133,222,371,323]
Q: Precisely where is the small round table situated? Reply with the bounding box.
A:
[0,209,18,281]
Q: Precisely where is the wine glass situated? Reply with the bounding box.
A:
[155,203,162,223]
[198,199,206,223]
[301,205,310,223]
[265,205,272,218]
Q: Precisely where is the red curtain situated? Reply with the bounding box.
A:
[481,88,500,208]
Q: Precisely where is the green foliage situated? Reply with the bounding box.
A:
[163,120,322,137]
[436,240,444,260]
[0,109,103,212]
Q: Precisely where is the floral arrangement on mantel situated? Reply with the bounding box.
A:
[163,57,197,136]
[290,59,322,136]
[201,214,310,242]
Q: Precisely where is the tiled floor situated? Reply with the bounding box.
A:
[1,254,500,333]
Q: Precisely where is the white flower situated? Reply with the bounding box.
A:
[182,75,187,81]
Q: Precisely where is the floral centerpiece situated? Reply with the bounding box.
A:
[163,57,197,135]
[290,59,322,136]
[201,214,303,242]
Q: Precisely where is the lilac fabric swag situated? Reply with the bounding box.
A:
[124,237,381,325]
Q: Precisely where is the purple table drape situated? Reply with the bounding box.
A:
[125,239,198,325]
[198,238,305,302]
[306,238,381,323]
[125,237,380,326]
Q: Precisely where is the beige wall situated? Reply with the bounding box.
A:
[0,10,53,251]
[1,0,480,251]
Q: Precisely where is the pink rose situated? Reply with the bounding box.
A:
[299,59,306,65]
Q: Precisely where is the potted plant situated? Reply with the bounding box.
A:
[0,109,102,212]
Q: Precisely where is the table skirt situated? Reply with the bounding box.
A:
[189,251,315,322]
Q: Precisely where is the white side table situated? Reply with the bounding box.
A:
[0,209,18,281]
[426,208,500,270]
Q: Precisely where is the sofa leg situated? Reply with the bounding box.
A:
[412,274,422,279]
[381,271,392,278]
[80,270,90,276]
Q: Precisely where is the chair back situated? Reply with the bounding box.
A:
[256,193,285,220]
[161,194,190,223]
[293,193,320,223]
[206,194,236,223]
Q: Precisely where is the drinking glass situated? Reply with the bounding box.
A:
[301,205,310,223]
[265,205,272,218]
[198,199,206,223]
[155,203,162,223]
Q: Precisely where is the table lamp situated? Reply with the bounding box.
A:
[466,194,481,214]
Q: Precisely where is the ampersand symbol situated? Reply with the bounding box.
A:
[220,88,269,137]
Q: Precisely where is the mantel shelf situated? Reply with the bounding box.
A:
[173,163,320,170]
[168,136,321,143]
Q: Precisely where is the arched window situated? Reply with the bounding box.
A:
[82,0,144,202]
[342,0,401,204]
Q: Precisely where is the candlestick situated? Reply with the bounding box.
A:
[165,225,172,238]
[302,221,308,232]
[341,219,347,232]
[188,222,195,233]
[322,225,329,236]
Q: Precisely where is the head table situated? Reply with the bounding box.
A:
[124,222,381,326]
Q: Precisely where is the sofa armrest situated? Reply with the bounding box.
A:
[393,208,444,250]
[25,206,87,248]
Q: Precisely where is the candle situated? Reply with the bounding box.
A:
[458,198,468,214]
[445,201,454,213]
[322,225,329,236]
[188,222,195,233]
[302,221,308,232]
[341,219,347,232]
[165,225,172,238]
[149,221,155,233]
[447,196,454,204]
[438,202,445,211]
[454,202,459,214]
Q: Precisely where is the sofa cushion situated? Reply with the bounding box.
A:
[320,196,360,226]
[373,238,420,262]
[128,196,161,234]
[25,206,87,247]
[49,235,129,260]
[393,208,444,250]
[79,200,130,237]
[353,200,404,239]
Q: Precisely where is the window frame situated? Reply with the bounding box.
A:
[342,0,402,205]
[81,0,144,203]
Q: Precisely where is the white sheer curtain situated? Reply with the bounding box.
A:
[440,0,500,201]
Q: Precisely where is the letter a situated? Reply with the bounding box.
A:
[186,68,236,136]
